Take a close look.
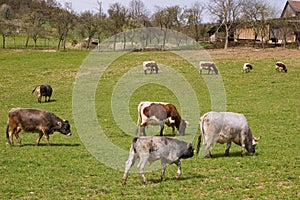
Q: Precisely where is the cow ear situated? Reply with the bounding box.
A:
[57,121,62,127]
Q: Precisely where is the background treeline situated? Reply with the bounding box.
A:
[0,0,280,50]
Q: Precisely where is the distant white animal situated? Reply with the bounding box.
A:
[242,63,253,73]
[199,61,218,74]
[275,62,287,72]
[143,61,159,74]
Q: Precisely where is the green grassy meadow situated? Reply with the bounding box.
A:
[0,48,299,199]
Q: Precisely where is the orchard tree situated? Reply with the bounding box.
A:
[207,0,244,50]
[183,1,205,42]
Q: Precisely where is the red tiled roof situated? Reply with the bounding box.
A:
[288,0,300,12]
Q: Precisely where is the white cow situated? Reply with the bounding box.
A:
[199,61,218,74]
[143,61,159,74]
[122,136,194,184]
[242,63,253,73]
[196,111,260,158]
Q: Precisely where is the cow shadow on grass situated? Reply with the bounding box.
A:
[21,143,81,147]
[153,133,192,137]
[209,151,259,159]
[148,174,206,184]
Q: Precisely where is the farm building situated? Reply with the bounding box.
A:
[208,0,300,45]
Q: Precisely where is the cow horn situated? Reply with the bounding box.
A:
[57,121,62,127]
[254,136,261,141]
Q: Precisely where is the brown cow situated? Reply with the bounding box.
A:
[6,108,71,146]
[136,101,187,136]
[275,62,287,72]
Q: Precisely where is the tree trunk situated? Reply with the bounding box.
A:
[2,34,5,48]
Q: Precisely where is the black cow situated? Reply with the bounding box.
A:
[6,108,71,146]
[32,84,53,103]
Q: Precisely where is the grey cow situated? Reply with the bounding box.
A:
[122,136,194,184]
[196,111,260,158]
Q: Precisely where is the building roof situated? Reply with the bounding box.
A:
[281,0,300,18]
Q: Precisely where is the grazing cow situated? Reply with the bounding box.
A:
[143,61,159,74]
[196,111,259,158]
[122,136,194,184]
[6,108,71,146]
[242,63,253,73]
[199,61,218,75]
[275,62,287,72]
[136,101,187,136]
[32,84,53,103]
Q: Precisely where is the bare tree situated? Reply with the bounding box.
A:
[78,11,98,49]
[53,2,76,50]
[183,1,205,42]
[242,0,274,48]
[107,3,128,50]
[207,0,244,50]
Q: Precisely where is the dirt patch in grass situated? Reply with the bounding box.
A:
[207,47,300,63]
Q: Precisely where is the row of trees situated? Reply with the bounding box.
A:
[0,0,291,50]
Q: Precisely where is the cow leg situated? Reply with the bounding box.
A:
[240,134,246,157]
[137,155,149,184]
[7,127,15,146]
[44,133,51,146]
[160,160,167,181]
[140,125,146,136]
[175,160,181,179]
[38,95,42,103]
[15,127,22,146]
[36,132,43,146]
[204,136,213,158]
[225,142,231,156]
[159,125,164,136]
[122,147,138,185]
[171,126,175,136]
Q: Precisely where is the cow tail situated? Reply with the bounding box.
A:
[196,116,205,155]
[6,124,9,141]
[32,86,38,93]
[135,104,142,136]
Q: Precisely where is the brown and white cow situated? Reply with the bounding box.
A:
[242,63,253,73]
[32,84,53,103]
[199,61,218,75]
[196,111,259,158]
[275,62,287,72]
[143,61,159,74]
[136,101,187,136]
[122,136,194,184]
[6,108,71,146]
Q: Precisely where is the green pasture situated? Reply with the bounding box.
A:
[0,48,299,199]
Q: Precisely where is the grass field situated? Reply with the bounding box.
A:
[0,47,299,199]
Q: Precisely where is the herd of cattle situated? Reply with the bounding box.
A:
[7,59,287,184]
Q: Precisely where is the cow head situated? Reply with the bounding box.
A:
[180,142,194,159]
[247,136,260,155]
[178,120,188,136]
[57,120,72,136]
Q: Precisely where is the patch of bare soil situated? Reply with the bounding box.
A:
[207,47,300,64]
